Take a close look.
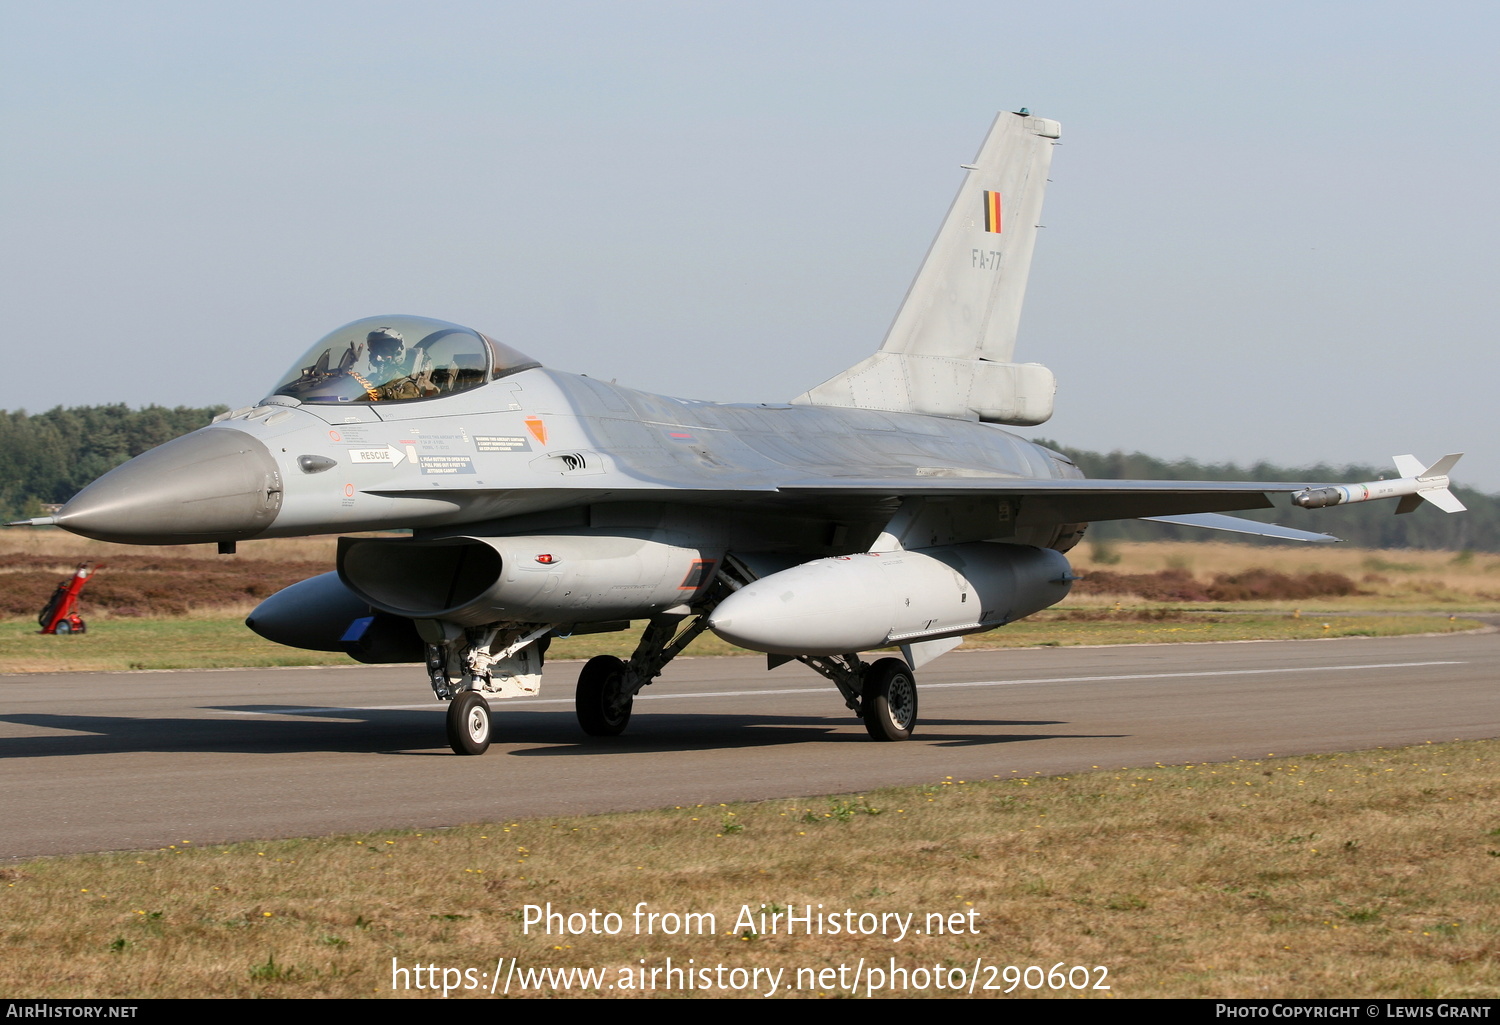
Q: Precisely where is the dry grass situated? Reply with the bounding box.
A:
[2,741,1497,998]
[0,529,340,563]
[1077,541,1500,609]
[0,531,337,619]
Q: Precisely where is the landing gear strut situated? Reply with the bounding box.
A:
[571,595,724,738]
[794,652,919,741]
[425,621,552,756]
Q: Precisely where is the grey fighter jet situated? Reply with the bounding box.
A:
[19,111,1464,754]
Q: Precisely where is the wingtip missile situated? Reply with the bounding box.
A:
[1292,454,1466,515]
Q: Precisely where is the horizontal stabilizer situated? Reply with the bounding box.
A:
[1141,512,1341,544]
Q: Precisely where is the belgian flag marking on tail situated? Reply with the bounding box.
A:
[982,190,1002,233]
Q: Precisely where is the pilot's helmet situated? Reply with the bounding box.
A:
[367,327,406,362]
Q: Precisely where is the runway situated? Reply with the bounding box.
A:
[2,628,1497,859]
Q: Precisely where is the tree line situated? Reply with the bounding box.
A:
[0,405,224,520]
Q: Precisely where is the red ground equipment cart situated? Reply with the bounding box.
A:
[39,562,97,635]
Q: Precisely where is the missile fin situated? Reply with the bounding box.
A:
[1392,454,1425,479]
[1421,452,1463,479]
[1394,494,1422,515]
[1420,487,1467,514]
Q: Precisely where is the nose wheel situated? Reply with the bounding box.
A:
[446,692,492,755]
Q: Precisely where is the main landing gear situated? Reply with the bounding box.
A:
[792,652,920,741]
[573,607,715,738]
[859,657,918,741]
[570,640,923,741]
[576,655,632,736]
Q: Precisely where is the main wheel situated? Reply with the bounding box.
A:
[861,657,917,741]
[576,655,632,737]
[446,692,492,755]
[53,620,72,635]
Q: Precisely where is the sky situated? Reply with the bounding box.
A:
[3,1,1496,491]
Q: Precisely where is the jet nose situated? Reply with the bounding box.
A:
[56,428,283,545]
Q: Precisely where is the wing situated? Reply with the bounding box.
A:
[779,475,1342,543]
[780,474,1311,519]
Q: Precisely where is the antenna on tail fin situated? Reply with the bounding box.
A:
[794,110,1061,425]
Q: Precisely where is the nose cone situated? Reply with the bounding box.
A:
[56,428,283,544]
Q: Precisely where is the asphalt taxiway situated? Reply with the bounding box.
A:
[2,628,1497,858]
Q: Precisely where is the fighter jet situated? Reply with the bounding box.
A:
[17,110,1464,754]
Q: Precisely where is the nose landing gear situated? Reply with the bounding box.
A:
[446,691,492,755]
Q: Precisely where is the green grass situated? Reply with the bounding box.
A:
[0,617,356,673]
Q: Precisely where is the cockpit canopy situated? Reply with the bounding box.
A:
[270,316,539,405]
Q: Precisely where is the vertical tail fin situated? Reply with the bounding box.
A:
[794,111,1061,425]
[885,110,1059,363]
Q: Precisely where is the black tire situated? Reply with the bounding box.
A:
[861,657,917,741]
[446,692,492,755]
[576,655,632,737]
[53,620,72,635]
[74,619,86,635]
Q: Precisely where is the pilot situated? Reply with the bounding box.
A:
[366,327,407,374]
[366,327,423,401]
